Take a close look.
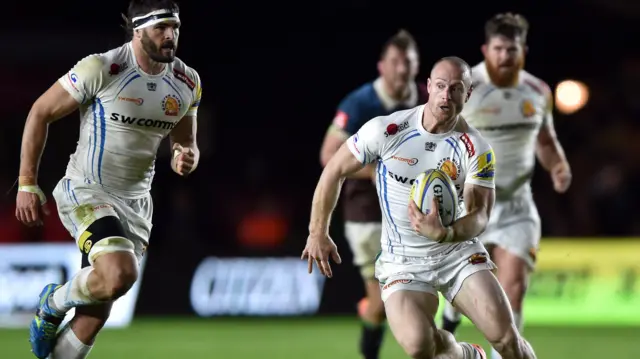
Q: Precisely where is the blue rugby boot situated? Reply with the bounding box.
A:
[29,283,64,358]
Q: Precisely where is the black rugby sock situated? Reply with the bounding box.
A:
[359,321,385,359]
[442,315,461,335]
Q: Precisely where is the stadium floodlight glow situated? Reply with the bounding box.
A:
[555,80,589,115]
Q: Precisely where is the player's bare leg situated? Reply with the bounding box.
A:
[385,290,486,359]
[359,279,386,359]
[442,246,495,335]
[50,303,112,359]
[488,247,528,359]
[49,251,138,311]
[453,270,536,359]
[30,229,138,358]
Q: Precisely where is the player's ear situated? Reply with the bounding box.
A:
[481,44,488,57]
[524,45,529,55]
[377,60,384,76]
[465,86,473,102]
[426,78,432,94]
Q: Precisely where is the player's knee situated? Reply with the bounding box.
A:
[502,279,527,311]
[82,216,139,300]
[401,340,435,359]
[488,325,519,355]
[398,329,438,359]
[101,260,138,299]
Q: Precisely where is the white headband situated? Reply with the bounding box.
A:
[132,9,180,30]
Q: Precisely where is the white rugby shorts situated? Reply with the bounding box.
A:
[375,241,496,302]
[52,177,152,266]
[479,195,541,269]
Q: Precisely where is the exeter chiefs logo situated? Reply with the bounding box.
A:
[521,99,536,118]
[437,157,461,181]
[162,94,182,116]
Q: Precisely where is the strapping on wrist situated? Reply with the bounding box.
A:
[18,176,37,186]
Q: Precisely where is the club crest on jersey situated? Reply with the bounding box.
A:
[521,99,537,118]
[425,142,437,152]
[162,94,182,116]
[437,157,460,181]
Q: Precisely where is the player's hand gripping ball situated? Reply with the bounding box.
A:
[172,143,196,176]
[408,169,458,241]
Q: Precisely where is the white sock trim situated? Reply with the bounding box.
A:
[60,325,93,352]
[513,311,523,333]
[77,267,95,300]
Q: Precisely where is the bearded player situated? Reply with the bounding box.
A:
[319,29,427,359]
[16,1,202,358]
[304,56,537,359]
[440,14,571,359]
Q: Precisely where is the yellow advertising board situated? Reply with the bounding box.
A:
[437,239,640,326]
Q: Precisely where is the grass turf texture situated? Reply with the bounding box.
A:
[0,317,637,358]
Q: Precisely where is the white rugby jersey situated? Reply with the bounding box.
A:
[58,42,202,198]
[461,62,552,199]
[347,105,495,257]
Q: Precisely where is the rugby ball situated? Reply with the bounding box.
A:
[409,169,459,226]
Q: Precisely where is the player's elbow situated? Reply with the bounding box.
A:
[322,156,348,185]
[26,101,54,127]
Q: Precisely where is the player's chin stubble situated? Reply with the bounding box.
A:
[141,35,175,63]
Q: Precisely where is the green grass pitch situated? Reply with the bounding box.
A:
[0,317,637,358]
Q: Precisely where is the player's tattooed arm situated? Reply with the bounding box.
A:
[169,115,200,176]
[19,82,81,181]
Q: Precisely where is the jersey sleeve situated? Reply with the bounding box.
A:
[185,69,202,117]
[58,54,105,105]
[332,93,364,135]
[462,132,496,189]
[346,117,386,165]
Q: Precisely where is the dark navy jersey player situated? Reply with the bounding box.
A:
[318,29,428,359]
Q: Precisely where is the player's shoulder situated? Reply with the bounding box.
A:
[170,56,201,91]
[519,69,551,99]
[456,118,493,156]
[470,62,490,88]
[341,81,377,106]
[69,43,131,84]
[365,105,420,137]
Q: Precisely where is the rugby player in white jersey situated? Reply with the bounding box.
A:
[440,14,571,359]
[302,57,536,359]
[15,1,202,358]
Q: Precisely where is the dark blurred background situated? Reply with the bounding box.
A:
[0,1,639,357]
